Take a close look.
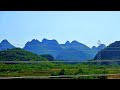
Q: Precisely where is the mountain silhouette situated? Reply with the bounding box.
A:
[0,39,106,61]
[92,44,106,56]
[65,41,70,45]
[23,39,63,58]
[23,39,106,60]
[0,39,15,51]
[60,40,96,59]
[94,41,120,60]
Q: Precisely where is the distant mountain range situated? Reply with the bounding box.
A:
[0,39,106,61]
[23,39,62,58]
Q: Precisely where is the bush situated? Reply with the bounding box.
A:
[58,69,65,75]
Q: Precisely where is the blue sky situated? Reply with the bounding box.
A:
[0,11,120,48]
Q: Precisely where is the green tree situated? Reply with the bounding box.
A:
[59,69,65,75]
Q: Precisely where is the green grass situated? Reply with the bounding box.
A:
[0,62,120,79]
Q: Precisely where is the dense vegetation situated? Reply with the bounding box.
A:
[0,48,48,61]
[0,62,120,79]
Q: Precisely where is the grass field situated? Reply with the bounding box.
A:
[0,62,120,79]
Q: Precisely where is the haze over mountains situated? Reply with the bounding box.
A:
[0,39,106,61]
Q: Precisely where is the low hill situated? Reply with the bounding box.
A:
[0,48,48,61]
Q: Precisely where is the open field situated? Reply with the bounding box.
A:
[0,61,120,79]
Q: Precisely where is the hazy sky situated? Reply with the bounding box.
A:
[0,11,120,48]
